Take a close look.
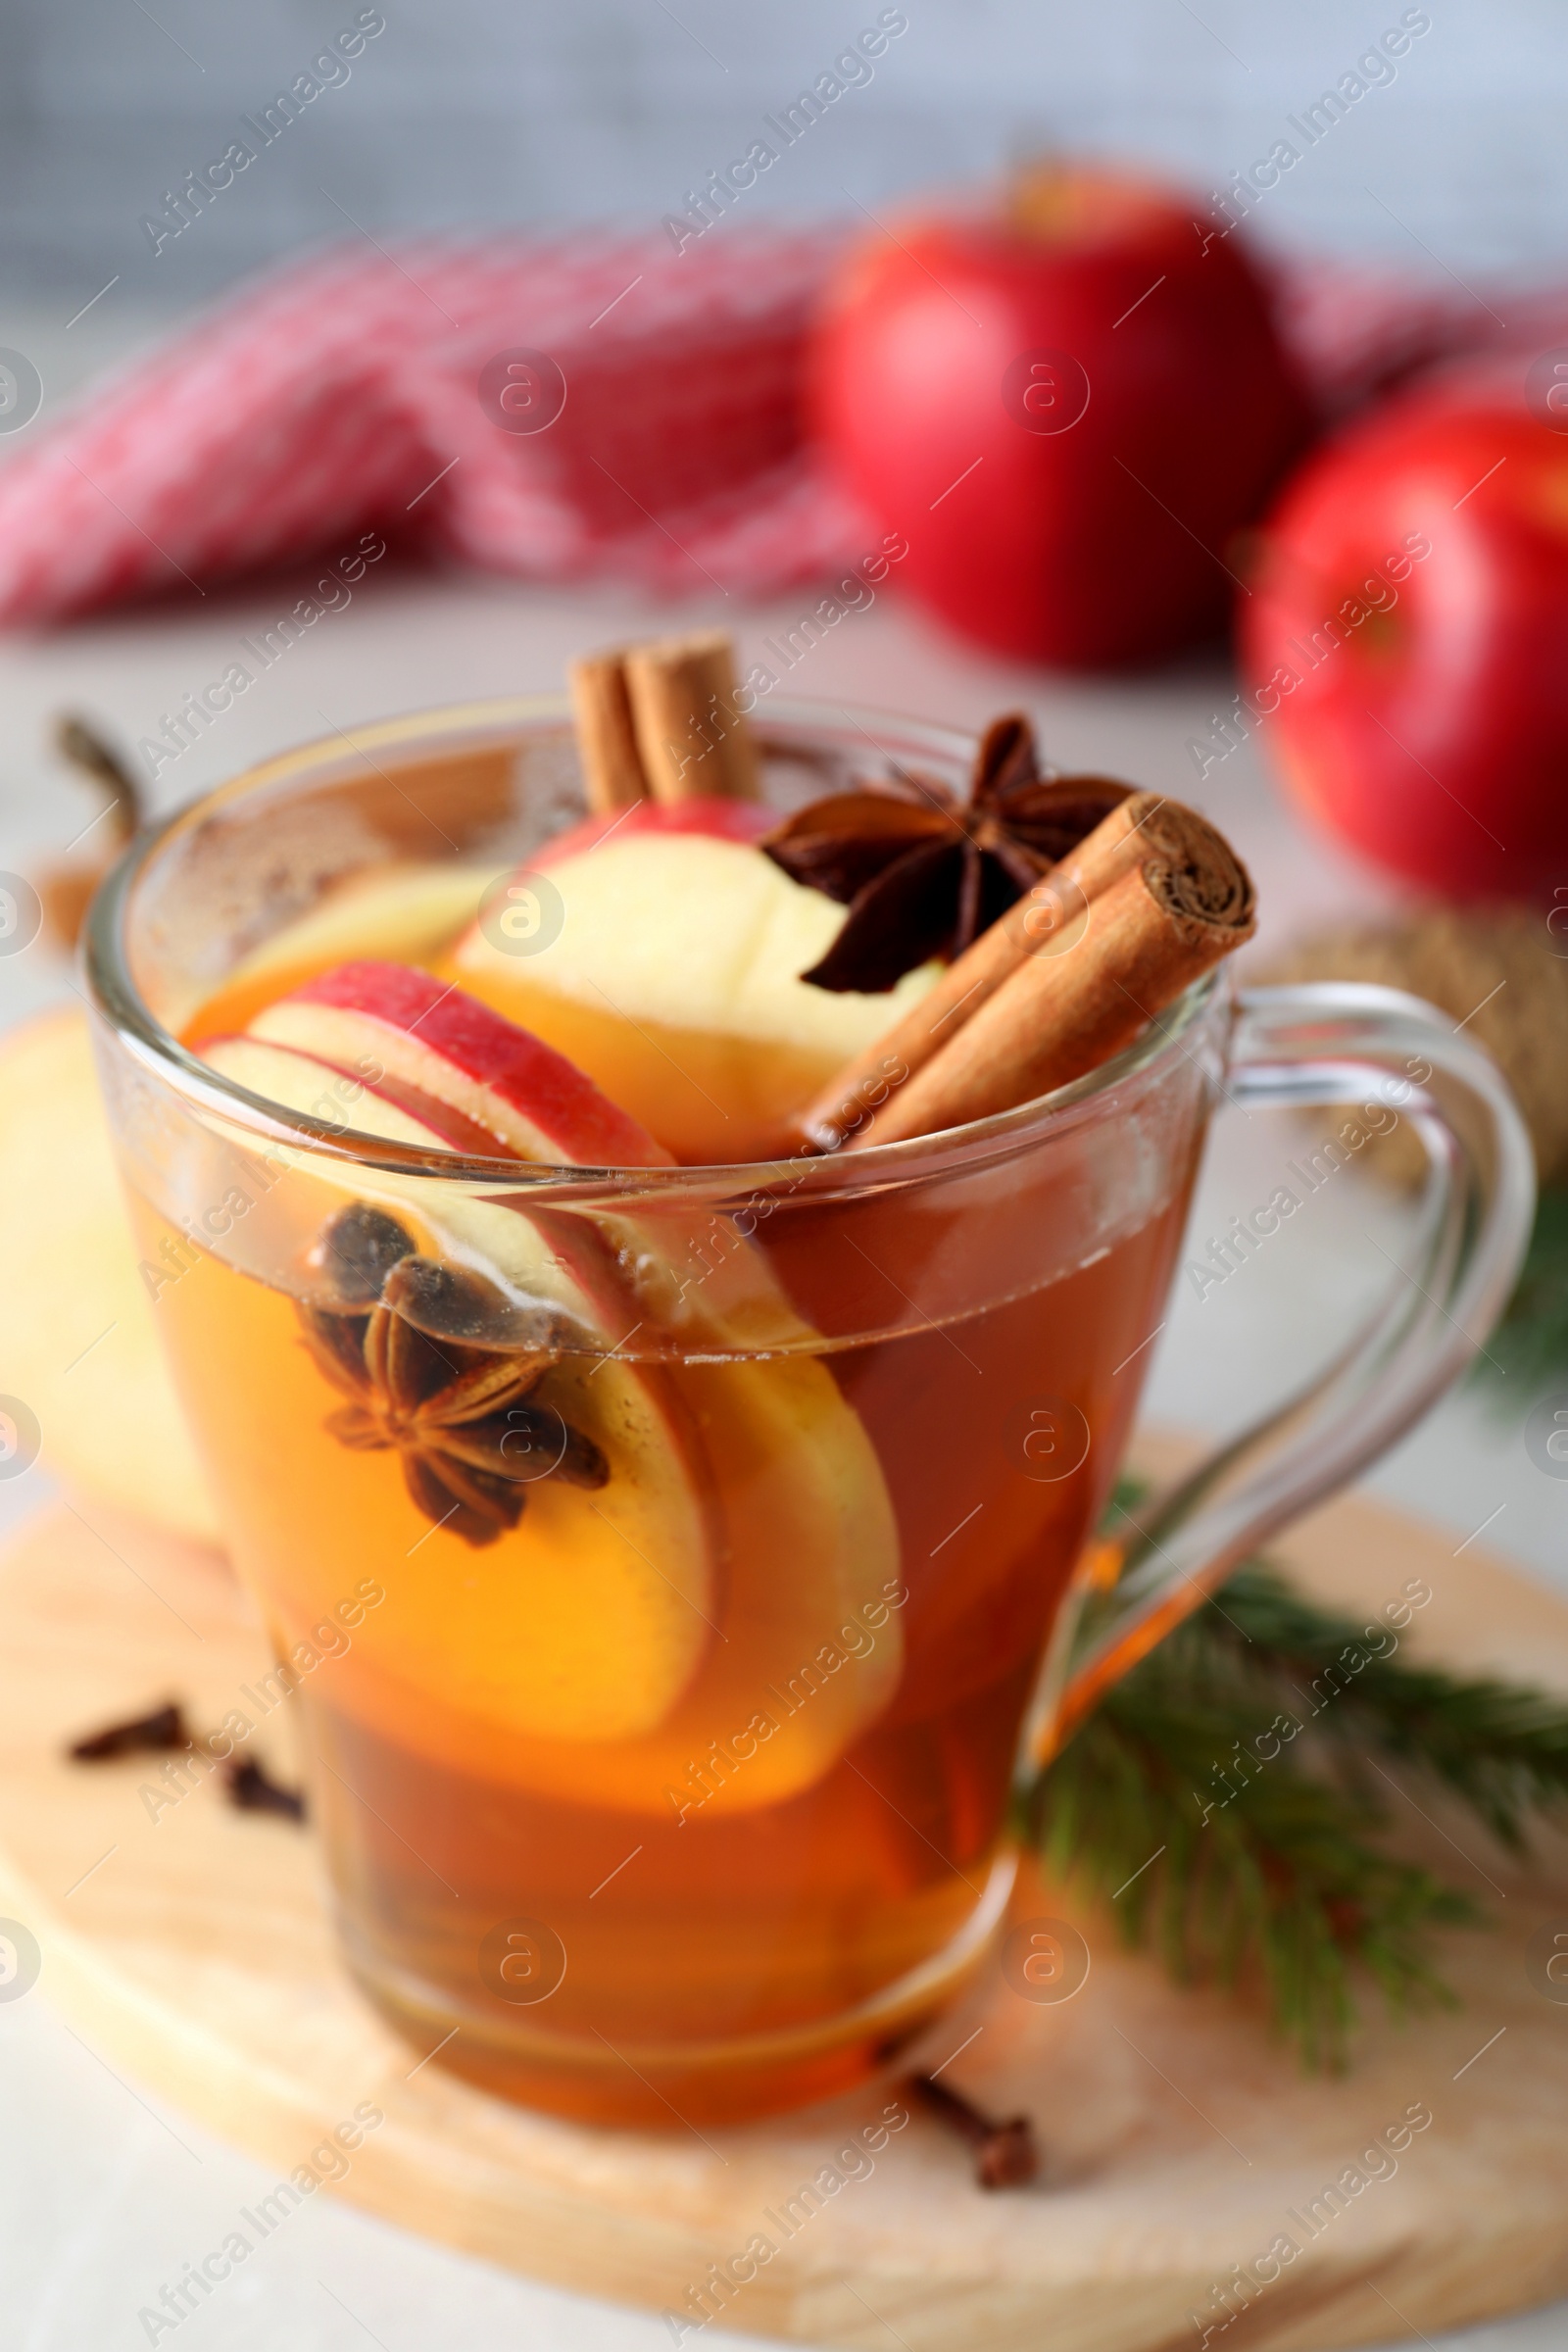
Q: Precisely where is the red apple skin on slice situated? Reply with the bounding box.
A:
[200,1030,670,1358]
[534,796,778,869]
[199,1010,905,1808]
[251,961,674,1169]
[239,957,786,1345]
[195,1029,720,1744]
[441,805,938,1162]
[201,1031,467,1153]
[200,1028,648,1333]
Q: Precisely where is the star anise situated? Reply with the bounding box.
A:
[295,1205,608,1548]
[761,712,1135,993]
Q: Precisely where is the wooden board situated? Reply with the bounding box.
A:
[3,1462,1568,2352]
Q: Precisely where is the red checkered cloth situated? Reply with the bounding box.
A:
[0,227,1544,626]
[0,229,867,624]
[1264,253,1567,416]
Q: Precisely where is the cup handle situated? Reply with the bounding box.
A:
[1029,980,1537,1765]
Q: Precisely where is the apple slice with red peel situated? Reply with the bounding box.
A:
[197,1027,717,1744]
[200,1026,642,1339]
[240,961,800,1347]
[177,862,499,1040]
[199,992,904,1805]
[203,1031,459,1155]
[441,800,937,1162]
[540,794,776,865]
[249,958,673,1169]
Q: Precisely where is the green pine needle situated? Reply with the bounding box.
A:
[1472,1184,1568,1396]
[1024,1494,1568,2071]
[1188,1560,1568,1849]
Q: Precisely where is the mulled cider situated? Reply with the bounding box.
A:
[138,1101,1202,2122]
[94,662,1250,2124]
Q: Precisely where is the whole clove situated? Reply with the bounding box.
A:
[224,1758,307,1823]
[69,1701,191,1762]
[912,2073,1040,2189]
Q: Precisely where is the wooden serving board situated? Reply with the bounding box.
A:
[4,1463,1568,2352]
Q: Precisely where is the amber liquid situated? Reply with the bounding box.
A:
[139,868,1207,2125]
[140,1152,1196,2125]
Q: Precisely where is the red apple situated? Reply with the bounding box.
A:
[250,959,673,1167]
[1238,358,1568,899]
[811,162,1309,668]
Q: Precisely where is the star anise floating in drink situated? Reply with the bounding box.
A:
[761,712,1135,992]
[296,1204,608,1548]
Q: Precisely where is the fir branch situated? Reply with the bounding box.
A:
[1472,1185,1568,1396]
[1026,1642,1475,2071]
[1025,1495,1568,2069]
[1193,1561,1568,1849]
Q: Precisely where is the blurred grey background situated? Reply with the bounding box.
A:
[0,0,1563,324]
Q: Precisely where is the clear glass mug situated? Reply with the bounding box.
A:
[84,697,1534,2128]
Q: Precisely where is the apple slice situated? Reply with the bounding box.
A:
[203,1031,465,1155]
[349,1339,906,1822]
[357,1178,906,1819]
[241,956,776,1340]
[198,999,904,1808]
[177,861,498,1039]
[441,800,937,1161]
[0,1006,220,1544]
[196,1029,717,1744]
[249,958,674,1169]
[229,860,497,977]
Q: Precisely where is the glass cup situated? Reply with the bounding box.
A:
[84,697,1535,2127]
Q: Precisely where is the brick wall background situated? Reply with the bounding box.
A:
[0,0,1560,316]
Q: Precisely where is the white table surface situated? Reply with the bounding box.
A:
[0,311,1563,2352]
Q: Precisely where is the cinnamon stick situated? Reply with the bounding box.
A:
[568,651,649,814]
[623,630,759,804]
[69,1700,191,1761]
[802,792,1229,1150]
[849,814,1254,1147]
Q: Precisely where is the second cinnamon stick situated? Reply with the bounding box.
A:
[850,836,1254,1147]
[802,792,1244,1151]
[624,630,759,804]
